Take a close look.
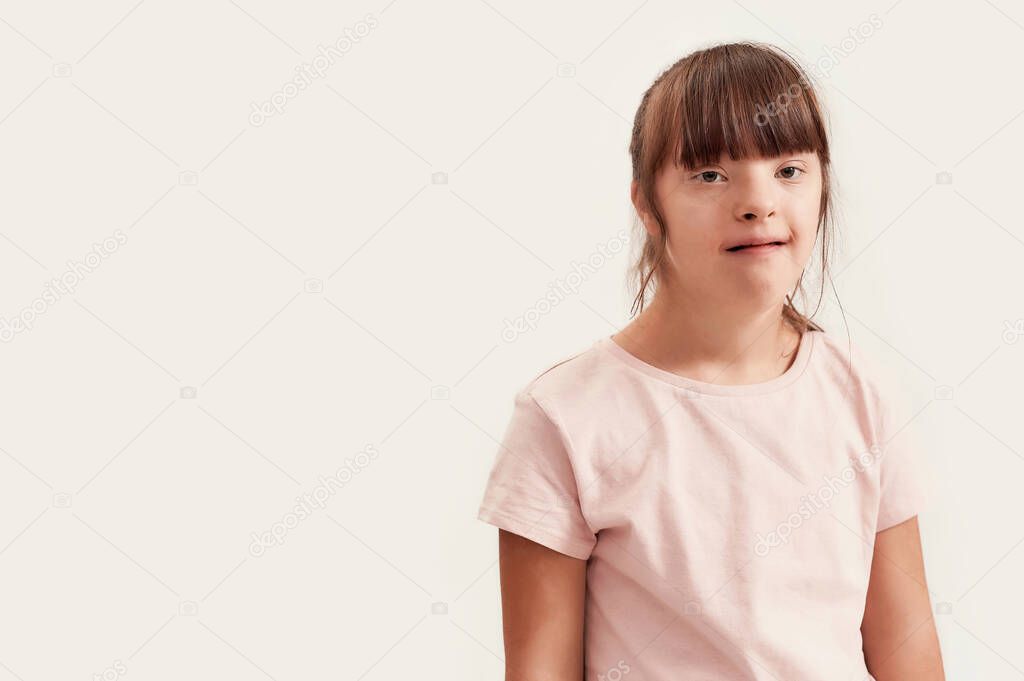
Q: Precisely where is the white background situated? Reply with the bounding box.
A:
[0,0,1021,679]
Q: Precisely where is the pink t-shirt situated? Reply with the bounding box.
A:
[477,328,935,680]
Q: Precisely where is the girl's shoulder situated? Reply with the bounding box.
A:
[518,337,608,402]
[811,329,891,399]
[810,329,916,439]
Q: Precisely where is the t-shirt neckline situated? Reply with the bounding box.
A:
[596,328,818,397]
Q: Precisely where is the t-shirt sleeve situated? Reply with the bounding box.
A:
[476,391,597,560]
[873,375,938,532]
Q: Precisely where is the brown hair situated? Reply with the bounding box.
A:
[627,41,835,333]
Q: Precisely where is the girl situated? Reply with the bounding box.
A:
[477,42,944,680]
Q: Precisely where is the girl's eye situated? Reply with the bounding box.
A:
[694,167,804,183]
[696,171,723,183]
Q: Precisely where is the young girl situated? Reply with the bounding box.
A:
[476,42,944,680]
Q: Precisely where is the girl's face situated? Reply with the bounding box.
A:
[636,151,822,312]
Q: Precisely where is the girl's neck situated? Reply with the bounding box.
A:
[613,289,802,387]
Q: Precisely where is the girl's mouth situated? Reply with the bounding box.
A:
[726,241,786,253]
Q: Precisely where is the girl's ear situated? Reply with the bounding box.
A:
[630,179,660,238]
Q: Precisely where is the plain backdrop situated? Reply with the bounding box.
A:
[0,0,1021,679]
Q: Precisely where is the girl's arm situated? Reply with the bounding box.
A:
[498,529,587,681]
[861,516,945,679]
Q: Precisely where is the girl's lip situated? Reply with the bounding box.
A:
[725,239,789,252]
[726,242,786,253]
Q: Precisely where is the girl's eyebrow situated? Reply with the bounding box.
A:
[689,155,811,170]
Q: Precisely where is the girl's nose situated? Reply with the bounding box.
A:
[740,208,774,221]
[734,181,777,222]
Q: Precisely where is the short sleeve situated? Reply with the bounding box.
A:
[476,391,597,560]
[873,376,938,532]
